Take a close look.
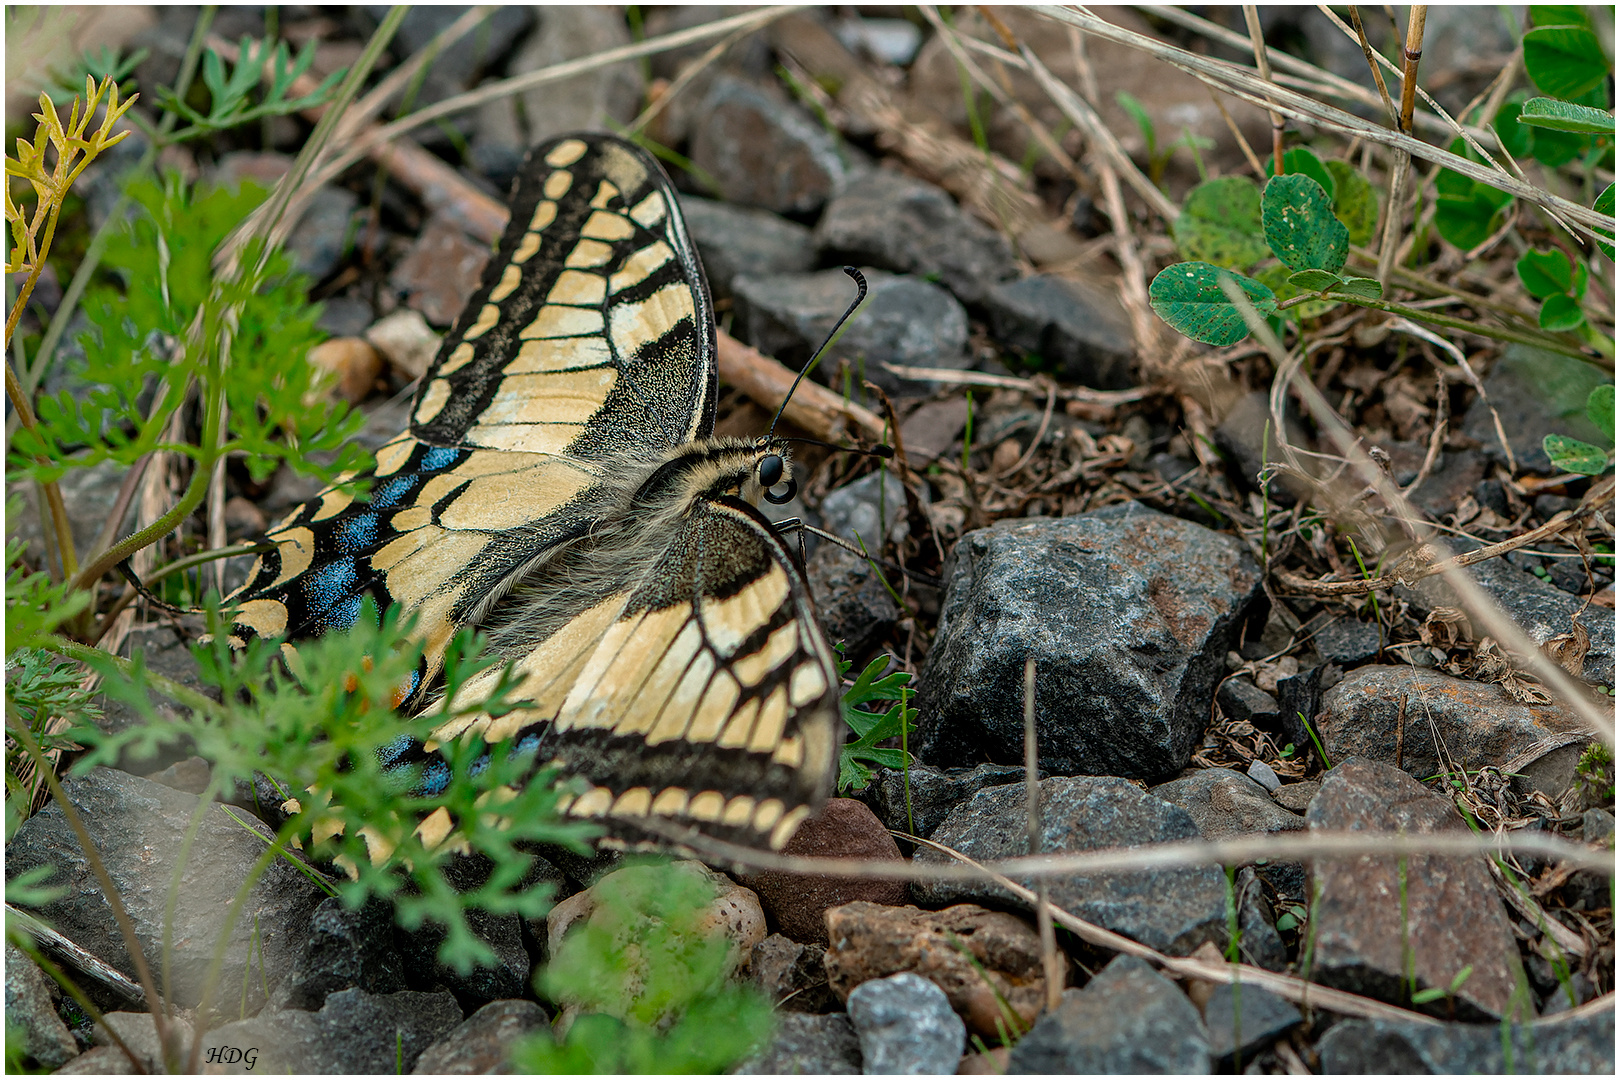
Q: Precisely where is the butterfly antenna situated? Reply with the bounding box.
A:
[767,266,868,441]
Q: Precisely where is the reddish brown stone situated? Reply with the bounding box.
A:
[741,798,908,943]
[824,901,1064,1039]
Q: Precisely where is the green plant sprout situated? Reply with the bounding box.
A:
[516,861,774,1073]
[836,650,919,792]
[1115,90,1214,187]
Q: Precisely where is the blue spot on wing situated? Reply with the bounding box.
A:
[419,759,452,796]
[378,734,415,767]
[322,595,365,631]
[302,561,357,614]
[421,446,460,471]
[336,512,379,553]
[370,477,414,510]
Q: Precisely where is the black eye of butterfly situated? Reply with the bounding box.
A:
[758,454,784,489]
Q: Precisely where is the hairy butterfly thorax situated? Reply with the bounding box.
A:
[215,134,843,854]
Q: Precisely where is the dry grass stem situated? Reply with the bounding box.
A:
[1037,7,1611,242]
[1341,5,1398,125]
[1022,658,1064,1014]
[1242,5,1286,173]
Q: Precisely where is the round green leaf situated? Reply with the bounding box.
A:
[1262,173,1348,273]
[1517,96,1616,134]
[1288,268,1342,292]
[1593,184,1615,262]
[1529,124,1591,167]
[1587,384,1615,437]
[1530,5,1593,29]
[1493,99,1535,158]
[1539,292,1587,331]
[1517,247,1576,298]
[1331,276,1384,301]
[1435,155,1515,251]
[1149,261,1277,346]
[1172,176,1269,269]
[1325,160,1378,246]
[1281,147,1335,201]
[1522,25,1610,100]
[1543,433,1610,475]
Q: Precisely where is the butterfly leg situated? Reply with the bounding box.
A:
[770,517,810,569]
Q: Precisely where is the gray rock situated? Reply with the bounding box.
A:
[807,543,900,661]
[677,196,816,301]
[815,169,1018,306]
[4,943,78,1070]
[5,460,136,574]
[1233,866,1289,972]
[1307,758,1527,1020]
[751,934,838,1014]
[913,777,1230,957]
[733,268,970,398]
[412,999,549,1074]
[916,502,1266,780]
[1407,449,1487,523]
[983,274,1134,389]
[1202,981,1301,1063]
[316,297,376,342]
[1315,666,1591,786]
[1272,781,1320,813]
[379,6,534,102]
[1317,1012,1614,1073]
[735,1012,863,1074]
[513,7,644,146]
[1398,551,1613,686]
[5,768,324,1013]
[819,471,912,551]
[266,896,406,1012]
[200,988,461,1073]
[92,1011,193,1073]
[397,907,533,1006]
[1312,618,1383,664]
[846,971,965,1075]
[1007,955,1210,1074]
[1246,759,1282,792]
[1582,807,1615,844]
[691,74,853,216]
[390,213,492,327]
[1150,768,1305,843]
[858,762,1028,840]
[1461,345,1610,474]
[1217,678,1279,725]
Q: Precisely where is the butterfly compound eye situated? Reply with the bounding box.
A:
[758,454,784,489]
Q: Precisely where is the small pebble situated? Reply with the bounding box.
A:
[847,972,965,1076]
[1246,759,1282,792]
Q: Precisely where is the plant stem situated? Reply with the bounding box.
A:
[49,637,222,716]
[5,362,79,579]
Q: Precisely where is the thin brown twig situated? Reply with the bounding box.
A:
[1242,6,1286,174]
[1343,6,1398,125]
[1022,658,1063,1014]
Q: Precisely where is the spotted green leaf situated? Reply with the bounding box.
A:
[1149,261,1277,346]
[1543,433,1609,475]
[1588,384,1615,438]
[1262,173,1348,273]
[1281,146,1335,201]
[1172,176,1269,269]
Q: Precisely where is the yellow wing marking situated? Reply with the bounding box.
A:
[612,787,652,817]
[644,649,717,746]
[715,695,761,750]
[599,142,650,194]
[528,200,557,233]
[628,191,666,228]
[519,305,603,340]
[374,436,415,477]
[434,592,630,745]
[511,231,542,265]
[564,239,614,269]
[752,798,785,834]
[474,368,617,428]
[311,488,353,522]
[542,170,573,200]
[688,790,725,822]
[234,598,288,638]
[385,532,487,608]
[464,424,578,454]
[608,283,696,360]
[440,342,476,375]
[415,378,452,424]
[747,685,791,755]
[545,139,588,167]
[388,505,432,533]
[508,336,612,375]
[560,604,692,734]
[686,672,741,743]
[772,735,805,770]
[608,240,674,294]
[614,619,705,738]
[437,463,591,531]
[732,622,799,687]
[701,567,790,655]
[570,786,614,818]
[489,263,523,303]
[265,525,316,588]
[790,662,828,706]
[652,787,689,816]
[463,304,501,340]
[589,180,621,209]
[371,523,441,573]
[547,270,607,306]
[552,607,651,732]
[722,796,756,827]
[771,806,812,850]
[580,210,634,242]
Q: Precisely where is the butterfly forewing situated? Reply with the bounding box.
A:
[221,134,838,852]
